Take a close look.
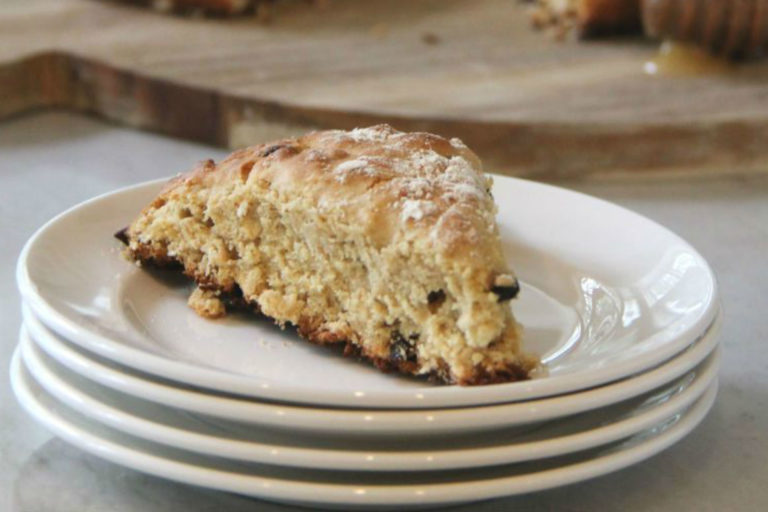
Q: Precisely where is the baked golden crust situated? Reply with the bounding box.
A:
[119,125,538,385]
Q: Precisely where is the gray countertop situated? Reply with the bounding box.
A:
[1,112,766,511]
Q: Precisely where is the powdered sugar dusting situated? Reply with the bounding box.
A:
[305,149,326,162]
[445,182,485,201]
[316,126,495,246]
[236,200,249,218]
[439,159,488,203]
[401,177,431,199]
[401,199,438,222]
[334,158,369,173]
[450,137,467,149]
[407,149,446,172]
[332,147,489,223]
[345,125,396,142]
[332,156,388,183]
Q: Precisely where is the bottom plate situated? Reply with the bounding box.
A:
[11,346,718,509]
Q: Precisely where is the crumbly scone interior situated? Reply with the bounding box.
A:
[125,127,537,384]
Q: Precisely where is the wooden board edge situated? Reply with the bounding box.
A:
[3,51,768,178]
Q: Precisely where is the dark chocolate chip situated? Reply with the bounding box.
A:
[427,289,446,313]
[390,332,418,363]
[114,227,129,245]
[222,283,249,310]
[427,289,445,304]
[491,280,520,302]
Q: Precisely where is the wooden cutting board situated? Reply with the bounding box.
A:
[3,0,768,177]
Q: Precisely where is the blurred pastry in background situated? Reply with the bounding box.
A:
[138,0,254,15]
[528,0,641,39]
[115,0,329,19]
[642,0,768,60]
[529,0,768,60]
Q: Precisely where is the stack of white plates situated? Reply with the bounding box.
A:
[13,176,721,509]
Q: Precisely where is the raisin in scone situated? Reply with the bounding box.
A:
[117,125,538,385]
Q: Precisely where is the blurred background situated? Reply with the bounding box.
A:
[4,0,768,178]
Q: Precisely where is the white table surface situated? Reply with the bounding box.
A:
[1,111,767,511]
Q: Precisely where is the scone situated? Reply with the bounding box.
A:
[117,125,538,385]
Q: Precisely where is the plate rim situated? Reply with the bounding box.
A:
[23,303,722,434]
[10,345,719,507]
[19,324,720,471]
[16,176,721,409]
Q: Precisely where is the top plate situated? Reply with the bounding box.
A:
[17,176,719,409]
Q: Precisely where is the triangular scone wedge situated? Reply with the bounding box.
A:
[118,125,538,385]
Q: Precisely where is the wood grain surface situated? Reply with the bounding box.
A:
[3,0,768,177]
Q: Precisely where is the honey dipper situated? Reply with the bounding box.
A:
[642,0,768,59]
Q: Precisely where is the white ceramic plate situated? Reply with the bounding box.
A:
[19,326,719,471]
[11,347,718,509]
[17,177,719,408]
[24,305,722,435]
